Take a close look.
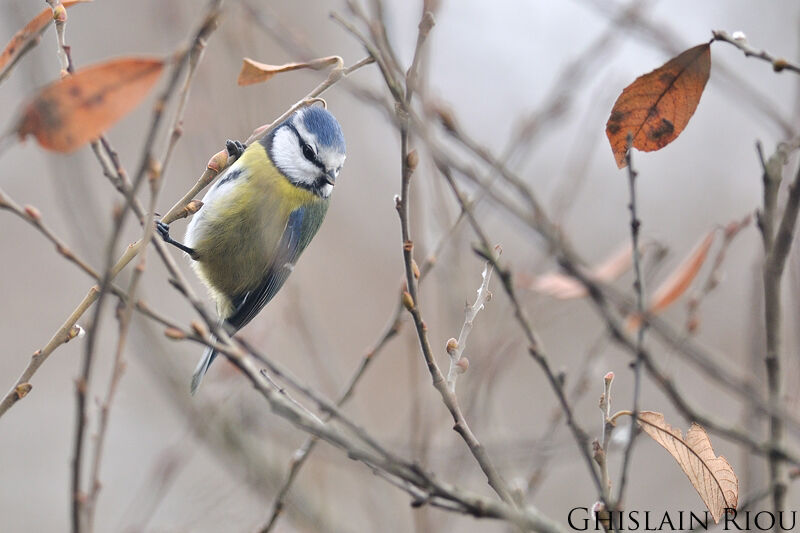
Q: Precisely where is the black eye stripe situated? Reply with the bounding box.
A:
[285,122,324,170]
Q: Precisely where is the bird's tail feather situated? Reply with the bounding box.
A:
[190,337,218,395]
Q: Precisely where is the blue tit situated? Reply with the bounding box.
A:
[157,106,346,393]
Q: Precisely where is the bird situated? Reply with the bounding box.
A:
[157,105,346,393]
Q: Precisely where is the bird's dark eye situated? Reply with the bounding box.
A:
[302,143,316,162]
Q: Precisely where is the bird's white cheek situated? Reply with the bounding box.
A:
[321,183,333,197]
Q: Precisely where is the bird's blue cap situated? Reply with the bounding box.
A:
[301,106,346,153]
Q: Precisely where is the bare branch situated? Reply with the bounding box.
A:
[617,139,646,504]
[446,257,496,393]
[713,30,800,76]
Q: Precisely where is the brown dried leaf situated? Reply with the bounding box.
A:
[520,243,633,299]
[0,0,92,78]
[723,213,752,241]
[638,411,738,523]
[591,243,634,283]
[17,57,164,153]
[628,231,714,329]
[237,56,341,86]
[649,231,714,314]
[606,43,711,168]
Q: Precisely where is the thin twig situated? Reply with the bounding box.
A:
[259,310,403,533]
[0,189,100,280]
[713,30,800,76]
[338,3,522,507]
[616,139,645,505]
[596,372,615,503]
[71,4,224,531]
[446,258,496,393]
[147,312,565,532]
[44,1,72,73]
[438,165,605,499]
[409,106,800,434]
[756,140,800,529]
[85,27,214,525]
[260,209,462,533]
[526,334,609,498]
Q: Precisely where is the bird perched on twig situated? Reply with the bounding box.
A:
[157,105,346,393]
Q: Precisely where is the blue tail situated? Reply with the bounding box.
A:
[190,340,218,395]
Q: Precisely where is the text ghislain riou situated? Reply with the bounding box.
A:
[568,507,798,531]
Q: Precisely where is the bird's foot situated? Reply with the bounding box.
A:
[156,221,171,241]
[226,139,246,161]
[156,221,198,260]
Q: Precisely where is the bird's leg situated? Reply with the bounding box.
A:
[156,221,199,260]
[226,139,246,161]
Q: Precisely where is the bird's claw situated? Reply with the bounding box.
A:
[226,139,246,160]
[156,221,171,241]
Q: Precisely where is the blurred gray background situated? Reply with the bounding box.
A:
[1,0,799,531]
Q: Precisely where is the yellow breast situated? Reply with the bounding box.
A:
[187,142,321,311]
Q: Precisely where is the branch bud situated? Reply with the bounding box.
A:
[445,338,458,355]
[435,105,457,133]
[401,290,415,311]
[164,327,186,340]
[15,383,32,399]
[24,205,41,222]
[190,321,207,338]
[147,157,162,183]
[52,4,67,22]
[185,199,203,215]
[592,439,604,464]
[207,149,228,173]
[67,324,84,341]
[111,201,123,222]
[406,149,419,171]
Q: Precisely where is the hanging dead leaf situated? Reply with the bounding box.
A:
[520,242,633,299]
[628,231,714,329]
[722,213,752,241]
[592,243,634,283]
[523,270,586,299]
[686,214,752,333]
[237,56,341,86]
[0,0,92,81]
[649,231,714,314]
[606,43,711,168]
[637,411,738,523]
[17,57,164,153]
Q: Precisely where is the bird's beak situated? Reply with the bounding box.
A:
[323,170,336,186]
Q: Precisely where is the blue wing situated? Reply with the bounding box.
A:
[223,206,321,333]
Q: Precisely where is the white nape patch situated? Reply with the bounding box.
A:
[320,183,333,198]
[271,126,319,187]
